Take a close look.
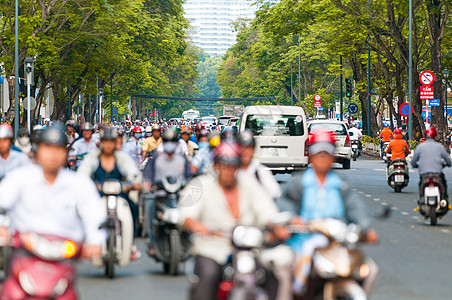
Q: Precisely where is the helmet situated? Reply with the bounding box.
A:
[162,128,179,142]
[180,127,191,135]
[308,130,336,156]
[132,126,142,133]
[0,124,13,139]
[65,120,75,127]
[209,131,221,148]
[81,122,94,131]
[152,124,161,131]
[38,126,67,147]
[33,124,44,131]
[198,129,209,138]
[237,130,255,147]
[44,118,50,123]
[145,125,153,133]
[213,141,241,166]
[383,123,389,128]
[100,127,118,140]
[18,127,29,137]
[194,123,204,131]
[394,128,402,135]
[221,127,237,141]
[425,127,437,139]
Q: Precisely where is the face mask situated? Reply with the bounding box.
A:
[164,142,177,154]
[135,134,142,139]
[199,142,209,150]
[18,136,30,146]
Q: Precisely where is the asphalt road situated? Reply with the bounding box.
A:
[14,156,452,299]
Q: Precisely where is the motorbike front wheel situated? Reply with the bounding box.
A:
[430,208,437,226]
[105,228,116,279]
[353,151,358,161]
[167,229,181,276]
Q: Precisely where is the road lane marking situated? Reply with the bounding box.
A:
[382,202,389,206]
[411,216,419,220]
[373,198,380,201]
[391,207,398,210]
[441,229,450,233]
[401,212,409,216]
[365,194,372,198]
[373,169,385,171]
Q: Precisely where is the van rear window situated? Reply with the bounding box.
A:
[309,123,347,135]
[245,115,304,136]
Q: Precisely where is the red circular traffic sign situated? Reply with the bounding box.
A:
[314,94,321,101]
[399,103,412,117]
[419,71,435,86]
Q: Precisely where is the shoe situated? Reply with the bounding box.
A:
[131,244,141,261]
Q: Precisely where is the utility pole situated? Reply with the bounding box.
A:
[340,57,343,121]
[408,0,413,140]
[298,35,301,107]
[96,77,99,123]
[14,0,19,139]
[110,78,113,122]
[290,66,293,106]
[88,95,91,123]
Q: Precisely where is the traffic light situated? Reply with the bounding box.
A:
[345,78,353,98]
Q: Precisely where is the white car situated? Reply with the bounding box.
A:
[308,120,352,169]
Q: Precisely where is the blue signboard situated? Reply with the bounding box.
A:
[429,99,440,107]
[318,107,324,111]
[113,107,118,115]
[348,103,359,114]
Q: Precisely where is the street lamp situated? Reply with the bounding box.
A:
[444,67,450,126]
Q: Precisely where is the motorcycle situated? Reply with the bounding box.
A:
[1,232,81,299]
[381,142,391,162]
[148,176,190,275]
[417,173,449,225]
[294,219,379,300]
[351,140,360,161]
[67,153,87,171]
[94,180,136,278]
[387,159,409,193]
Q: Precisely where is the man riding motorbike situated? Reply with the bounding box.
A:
[78,127,143,259]
[237,130,281,200]
[191,130,219,176]
[385,128,410,161]
[348,124,363,153]
[0,124,30,179]
[0,125,106,298]
[277,130,378,298]
[124,125,144,163]
[411,127,452,202]
[65,120,79,145]
[14,127,32,155]
[379,124,393,153]
[69,122,98,165]
[180,127,198,160]
[141,125,162,158]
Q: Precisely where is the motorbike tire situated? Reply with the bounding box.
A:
[430,209,437,226]
[105,228,116,279]
[342,159,351,170]
[168,229,181,276]
[1,246,12,276]
[353,152,358,161]
[395,187,402,193]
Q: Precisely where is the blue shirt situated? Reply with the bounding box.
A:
[0,149,30,179]
[286,168,345,253]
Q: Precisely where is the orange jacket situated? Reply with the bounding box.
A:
[386,135,410,160]
[379,128,393,142]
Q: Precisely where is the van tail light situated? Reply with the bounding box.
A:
[304,138,309,156]
[344,135,351,147]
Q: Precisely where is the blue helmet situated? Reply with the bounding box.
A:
[383,123,390,128]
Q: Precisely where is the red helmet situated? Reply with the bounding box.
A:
[309,130,336,145]
[132,126,142,133]
[394,128,402,135]
[425,127,437,139]
[194,123,204,131]
[214,141,241,166]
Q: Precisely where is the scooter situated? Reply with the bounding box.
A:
[94,180,136,278]
[387,159,409,193]
[298,219,379,300]
[1,232,81,299]
[381,142,391,162]
[351,140,360,161]
[418,173,449,225]
[148,176,190,275]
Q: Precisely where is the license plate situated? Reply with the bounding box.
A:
[395,175,404,183]
[352,145,358,149]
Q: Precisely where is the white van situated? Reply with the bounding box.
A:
[239,105,309,172]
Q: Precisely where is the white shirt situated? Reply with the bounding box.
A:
[123,137,142,163]
[348,128,362,141]
[69,138,98,157]
[239,159,282,199]
[0,165,106,244]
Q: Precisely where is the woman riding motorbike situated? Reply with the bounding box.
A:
[78,127,143,259]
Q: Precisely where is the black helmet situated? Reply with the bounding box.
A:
[162,128,179,142]
[38,126,67,147]
[100,127,118,140]
[81,122,94,131]
[221,127,237,141]
[237,130,255,147]
[18,127,29,137]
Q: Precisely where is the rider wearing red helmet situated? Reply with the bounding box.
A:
[123,126,144,162]
[278,130,377,298]
[412,127,451,200]
[385,128,410,161]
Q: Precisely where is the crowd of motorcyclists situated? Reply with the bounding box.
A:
[0,114,450,299]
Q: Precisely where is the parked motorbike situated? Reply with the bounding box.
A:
[418,173,449,225]
[1,232,81,299]
[147,176,190,275]
[94,180,136,278]
[387,159,409,193]
[293,219,379,300]
[351,140,360,161]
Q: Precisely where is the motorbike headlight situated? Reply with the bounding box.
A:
[53,278,68,296]
[19,271,36,296]
[162,208,180,224]
[107,196,117,210]
[232,226,263,248]
[313,253,336,278]
[102,181,121,195]
[236,252,256,274]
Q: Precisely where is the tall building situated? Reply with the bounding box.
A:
[185,0,276,56]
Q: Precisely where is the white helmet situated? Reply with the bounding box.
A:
[0,124,13,139]
[146,125,153,133]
